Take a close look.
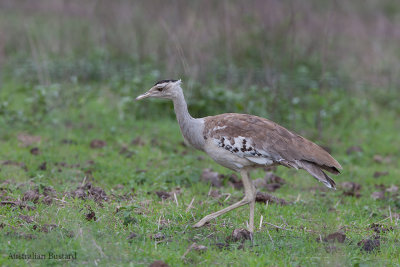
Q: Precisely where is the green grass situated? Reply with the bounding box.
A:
[0,82,399,266]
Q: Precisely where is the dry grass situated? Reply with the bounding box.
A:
[0,0,399,89]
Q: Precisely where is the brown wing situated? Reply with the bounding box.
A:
[204,113,342,188]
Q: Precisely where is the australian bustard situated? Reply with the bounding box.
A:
[136,79,342,233]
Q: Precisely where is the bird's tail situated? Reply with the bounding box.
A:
[299,160,336,189]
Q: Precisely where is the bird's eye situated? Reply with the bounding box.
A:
[157,87,163,92]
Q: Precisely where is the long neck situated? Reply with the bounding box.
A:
[173,90,194,126]
[172,89,205,150]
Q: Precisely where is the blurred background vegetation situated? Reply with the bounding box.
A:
[0,0,399,139]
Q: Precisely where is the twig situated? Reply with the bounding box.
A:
[186,197,195,212]
[181,243,196,259]
[92,240,105,258]
[265,222,292,231]
[174,193,179,206]
[259,215,263,230]
[389,205,393,224]
[223,193,231,202]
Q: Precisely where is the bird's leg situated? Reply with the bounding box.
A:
[242,170,256,234]
[193,170,255,229]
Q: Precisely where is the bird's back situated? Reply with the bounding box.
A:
[203,113,341,187]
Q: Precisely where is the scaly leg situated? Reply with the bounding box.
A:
[193,170,255,230]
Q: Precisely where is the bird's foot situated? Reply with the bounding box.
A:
[193,215,212,228]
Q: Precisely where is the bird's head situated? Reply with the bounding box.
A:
[136,79,182,101]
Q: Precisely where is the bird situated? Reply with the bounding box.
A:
[136,79,342,234]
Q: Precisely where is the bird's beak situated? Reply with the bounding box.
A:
[135,91,151,101]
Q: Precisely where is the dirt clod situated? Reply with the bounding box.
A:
[151,232,165,241]
[149,260,170,267]
[17,133,41,147]
[22,190,40,203]
[38,162,47,170]
[371,191,385,200]
[373,155,392,164]
[19,214,34,223]
[358,238,380,252]
[155,191,171,200]
[90,139,107,148]
[255,192,289,205]
[368,223,393,234]
[319,232,346,243]
[201,168,222,187]
[41,224,58,233]
[30,147,40,155]
[346,146,363,155]
[127,232,138,240]
[227,228,251,242]
[341,182,362,198]
[373,171,389,178]
[85,207,97,221]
